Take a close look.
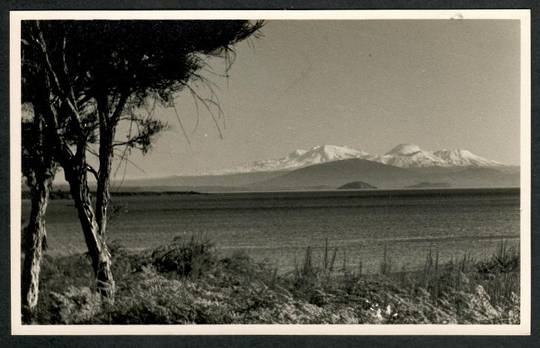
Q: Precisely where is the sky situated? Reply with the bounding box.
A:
[114,19,521,178]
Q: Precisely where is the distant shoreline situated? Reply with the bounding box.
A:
[188,187,521,197]
[21,190,204,200]
[21,186,520,200]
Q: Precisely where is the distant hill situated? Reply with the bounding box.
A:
[339,181,377,190]
[246,159,519,191]
[247,159,419,190]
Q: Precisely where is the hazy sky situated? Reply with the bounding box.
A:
[116,20,521,178]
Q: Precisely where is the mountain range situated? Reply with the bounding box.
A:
[217,144,505,174]
[118,144,519,191]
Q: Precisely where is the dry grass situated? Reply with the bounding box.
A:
[30,236,520,325]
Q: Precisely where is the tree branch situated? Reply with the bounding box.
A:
[86,164,99,181]
[35,22,82,129]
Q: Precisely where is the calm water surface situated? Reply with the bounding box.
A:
[23,189,520,273]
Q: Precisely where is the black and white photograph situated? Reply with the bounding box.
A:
[9,10,531,335]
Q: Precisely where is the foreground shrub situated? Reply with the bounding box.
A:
[49,286,102,324]
[34,238,520,325]
[150,234,217,278]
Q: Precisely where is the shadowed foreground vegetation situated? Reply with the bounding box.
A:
[30,237,519,324]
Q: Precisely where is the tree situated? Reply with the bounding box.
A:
[20,106,56,323]
[21,20,263,305]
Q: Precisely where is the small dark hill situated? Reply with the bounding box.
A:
[339,181,377,190]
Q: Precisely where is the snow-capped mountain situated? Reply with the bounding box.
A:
[378,144,448,168]
[218,145,375,174]
[216,143,506,174]
[433,149,504,167]
[378,144,504,168]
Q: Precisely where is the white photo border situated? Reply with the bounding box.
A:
[9,9,532,336]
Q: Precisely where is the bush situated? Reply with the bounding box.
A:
[150,234,217,278]
[49,286,102,324]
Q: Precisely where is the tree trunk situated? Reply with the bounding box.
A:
[21,100,56,323]
[65,167,115,297]
[21,174,52,323]
[95,126,115,236]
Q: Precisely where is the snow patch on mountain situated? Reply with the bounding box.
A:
[433,149,504,167]
[216,145,375,174]
[386,144,423,156]
[378,144,447,168]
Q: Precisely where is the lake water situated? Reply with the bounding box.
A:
[22,188,520,274]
